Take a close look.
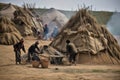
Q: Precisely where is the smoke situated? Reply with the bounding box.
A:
[107,12,120,35]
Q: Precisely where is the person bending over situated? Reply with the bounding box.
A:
[27,41,40,62]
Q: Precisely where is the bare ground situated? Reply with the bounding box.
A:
[0,37,120,80]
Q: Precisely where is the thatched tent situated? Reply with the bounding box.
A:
[0,3,16,19]
[41,8,68,34]
[13,7,43,36]
[0,16,22,45]
[50,9,120,64]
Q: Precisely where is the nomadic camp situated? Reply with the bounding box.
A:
[50,9,120,64]
[0,1,120,80]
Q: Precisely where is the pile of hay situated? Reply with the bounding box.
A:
[0,16,22,45]
[50,9,120,64]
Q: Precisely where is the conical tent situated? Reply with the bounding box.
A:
[13,7,43,36]
[41,8,68,33]
[50,9,120,64]
[0,16,22,45]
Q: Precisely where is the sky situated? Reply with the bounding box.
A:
[0,0,120,12]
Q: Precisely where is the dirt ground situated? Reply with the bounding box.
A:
[0,37,120,80]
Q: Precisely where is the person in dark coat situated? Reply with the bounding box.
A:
[27,41,40,62]
[66,40,78,65]
[13,38,26,64]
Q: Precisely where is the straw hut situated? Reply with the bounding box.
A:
[50,9,120,64]
[0,16,22,45]
[13,7,43,36]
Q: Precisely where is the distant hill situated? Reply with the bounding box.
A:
[34,8,113,25]
[58,10,76,19]
[90,11,113,24]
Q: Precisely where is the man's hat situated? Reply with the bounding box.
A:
[66,40,70,43]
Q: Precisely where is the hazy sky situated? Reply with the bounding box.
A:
[0,0,120,12]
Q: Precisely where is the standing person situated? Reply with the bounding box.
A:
[43,24,49,40]
[27,41,40,62]
[13,38,26,64]
[66,40,78,65]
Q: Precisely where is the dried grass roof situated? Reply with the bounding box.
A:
[0,16,22,45]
